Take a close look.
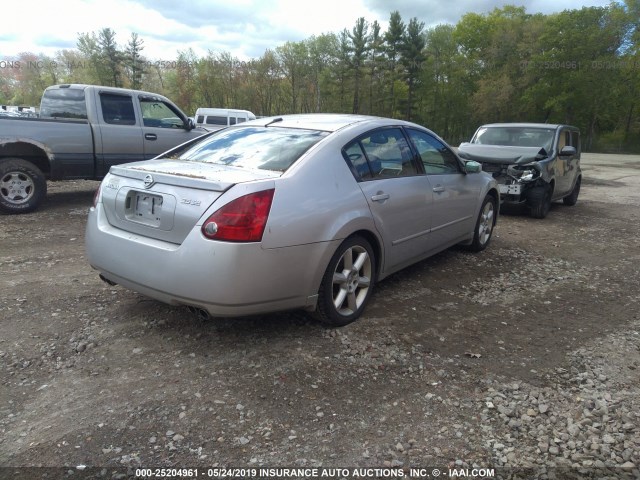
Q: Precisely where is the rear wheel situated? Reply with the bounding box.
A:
[563,176,581,206]
[0,158,47,214]
[527,184,552,219]
[316,235,375,327]
[468,195,496,252]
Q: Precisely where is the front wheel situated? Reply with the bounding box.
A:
[468,195,496,252]
[527,184,552,219]
[0,158,47,214]
[315,235,376,327]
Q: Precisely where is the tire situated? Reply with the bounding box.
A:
[315,235,376,327]
[468,195,496,252]
[0,158,47,214]
[563,176,581,206]
[527,184,552,219]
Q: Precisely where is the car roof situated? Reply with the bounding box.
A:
[247,113,419,133]
[46,84,173,102]
[479,122,578,130]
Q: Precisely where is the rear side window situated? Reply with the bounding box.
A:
[40,88,87,119]
[172,126,328,173]
[571,131,580,150]
[100,93,136,125]
[205,116,227,126]
[343,128,417,180]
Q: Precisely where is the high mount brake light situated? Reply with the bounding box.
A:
[201,189,275,242]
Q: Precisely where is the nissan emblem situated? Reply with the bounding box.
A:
[143,174,154,189]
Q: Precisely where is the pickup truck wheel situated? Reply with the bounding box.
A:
[563,176,581,206]
[0,158,47,214]
[527,185,552,219]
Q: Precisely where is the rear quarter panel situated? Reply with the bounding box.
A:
[260,130,382,295]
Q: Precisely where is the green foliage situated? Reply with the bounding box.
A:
[3,3,639,151]
[124,33,146,90]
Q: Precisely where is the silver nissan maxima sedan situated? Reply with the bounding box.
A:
[86,114,499,326]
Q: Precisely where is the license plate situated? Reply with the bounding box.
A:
[499,184,522,195]
[126,191,163,226]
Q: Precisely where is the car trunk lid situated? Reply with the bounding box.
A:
[100,160,281,244]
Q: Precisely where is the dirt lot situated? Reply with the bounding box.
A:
[1,153,639,479]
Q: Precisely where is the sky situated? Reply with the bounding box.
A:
[0,0,614,62]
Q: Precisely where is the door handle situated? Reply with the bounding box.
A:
[433,185,445,193]
[145,133,157,140]
[371,193,390,202]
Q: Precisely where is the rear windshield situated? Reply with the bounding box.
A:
[472,126,555,152]
[40,88,87,119]
[168,126,329,173]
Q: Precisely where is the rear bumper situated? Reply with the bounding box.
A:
[85,205,338,317]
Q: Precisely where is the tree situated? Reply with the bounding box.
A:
[276,41,309,113]
[249,50,281,115]
[332,29,352,112]
[97,28,124,87]
[366,20,385,115]
[400,17,426,120]
[125,33,146,89]
[3,6,639,152]
[422,24,473,140]
[348,17,369,114]
[384,11,406,116]
[77,32,104,84]
[307,34,339,112]
[169,49,198,114]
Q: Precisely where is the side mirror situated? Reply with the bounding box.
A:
[465,160,482,174]
[185,118,195,131]
[559,145,577,156]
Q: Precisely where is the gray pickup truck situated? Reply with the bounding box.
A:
[0,84,207,214]
[457,123,582,219]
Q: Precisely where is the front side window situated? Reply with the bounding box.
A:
[168,126,328,173]
[139,96,184,129]
[558,130,569,151]
[407,129,460,175]
[343,128,417,180]
[100,93,136,125]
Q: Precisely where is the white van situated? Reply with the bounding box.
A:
[194,108,256,129]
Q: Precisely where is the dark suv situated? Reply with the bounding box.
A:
[458,123,581,218]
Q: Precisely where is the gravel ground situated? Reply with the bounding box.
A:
[0,153,639,480]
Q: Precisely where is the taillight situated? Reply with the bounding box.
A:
[92,184,102,208]
[201,189,275,242]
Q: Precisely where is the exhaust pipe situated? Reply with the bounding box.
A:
[187,305,211,321]
[99,274,117,286]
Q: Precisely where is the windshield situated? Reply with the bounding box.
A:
[167,126,329,173]
[472,127,555,152]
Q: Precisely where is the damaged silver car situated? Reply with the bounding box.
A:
[457,123,581,218]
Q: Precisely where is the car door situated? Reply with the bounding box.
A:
[138,95,202,158]
[555,128,580,196]
[344,128,433,273]
[95,91,145,176]
[406,129,481,245]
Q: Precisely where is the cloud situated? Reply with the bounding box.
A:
[363,0,613,26]
[0,0,619,63]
